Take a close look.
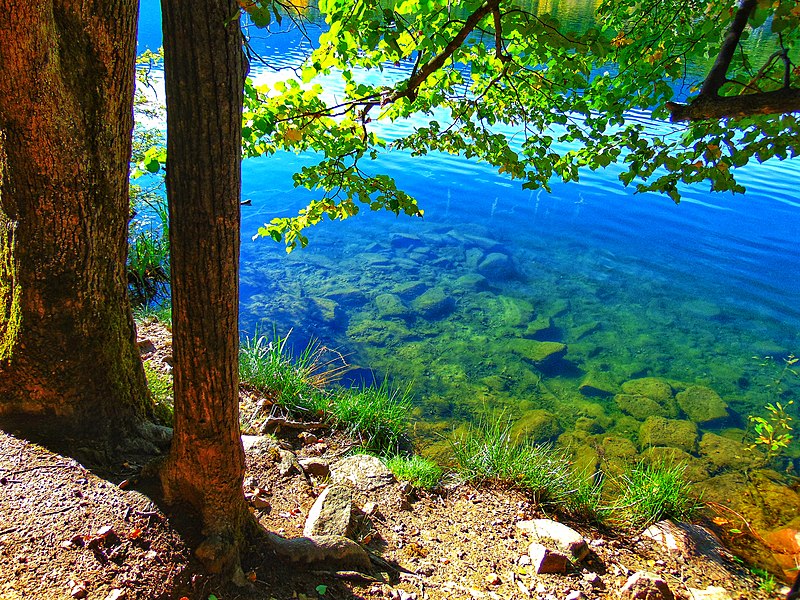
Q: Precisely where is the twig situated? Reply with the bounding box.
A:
[0,527,18,535]
[41,503,79,517]
[1,463,78,477]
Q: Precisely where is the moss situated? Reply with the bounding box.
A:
[0,217,21,364]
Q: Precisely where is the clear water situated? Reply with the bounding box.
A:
[139,0,800,537]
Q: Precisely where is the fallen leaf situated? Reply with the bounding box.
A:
[127,528,143,539]
[246,570,257,583]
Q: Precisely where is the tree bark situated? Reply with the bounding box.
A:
[0,0,153,445]
[159,0,254,577]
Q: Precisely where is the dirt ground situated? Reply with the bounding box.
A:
[0,321,789,600]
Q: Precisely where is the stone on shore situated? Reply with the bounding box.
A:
[303,484,353,538]
[516,518,589,561]
[619,571,675,600]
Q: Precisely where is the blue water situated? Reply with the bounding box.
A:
[138,3,800,533]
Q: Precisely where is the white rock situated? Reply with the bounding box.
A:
[516,519,589,561]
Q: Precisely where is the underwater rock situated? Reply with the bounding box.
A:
[392,280,428,300]
[764,520,800,581]
[524,315,555,340]
[579,372,617,398]
[324,286,367,304]
[621,377,674,403]
[411,287,456,319]
[461,232,502,251]
[309,297,342,327]
[676,386,729,425]
[574,321,602,340]
[698,432,755,475]
[508,339,567,366]
[452,273,489,292]
[511,410,563,443]
[374,293,411,319]
[464,247,485,269]
[640,447,710,482]
[389,233,423,249]
[574,416,605,434]
[639,417,698,452]
[477,252,516,280]
[347,318,414,346]
[357,252,391,267]
[615,394,670,421]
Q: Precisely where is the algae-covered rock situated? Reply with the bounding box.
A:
[309,297,342,327]
[621,377,674,403]
[392,280,428,299]
[452,273,489,292]
[411,287,456,319]
[524,315,555,340]
[599,435,638,475]
[698,432,756,474]
[389,232,423,249]
[374,293,410,319]
[477,252,516,280]
[640,447,710,482]
[511,410,563,443]
[579,372,617,398]
[615,393,669,421]
[508,339,567,365]
[639,417,698,452]
[676,386,729,425]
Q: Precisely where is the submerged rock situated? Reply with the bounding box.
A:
[511,410,563,443]
[452,273,489,292]
[676,386,729,425]
[411,287,456,319]
[698,432,755,474]
[375,293,411,319]
[508,338,567,365]
[579,372,617,398]
[621,377,674,403]
[523,315,555,340]
[477,252,516,280]
[639,417,698,452]
[615,393,670,421]
[640,447,709,482]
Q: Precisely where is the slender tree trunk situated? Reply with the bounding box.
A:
[0,0,153,445]
[159,0,253,576]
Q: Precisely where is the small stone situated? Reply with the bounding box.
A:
[583,572,605,589]
[137,339,156,355]
[518,554,531,566]
[684,586,733,600]
[70,582,88,599]
[298,431,318,445]
[277,449,301,477]
[485,573,501,586]
[516,519,589,561]
[528,542,569,574]
[619,571,674,600]
[299,457,330,478]
[565,592,586,600]
[362,501,379,516]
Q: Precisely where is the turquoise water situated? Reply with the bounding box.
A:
[139,1,800,551]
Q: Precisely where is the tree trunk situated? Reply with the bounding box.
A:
[158,0,253,576]
[0,0,153,445]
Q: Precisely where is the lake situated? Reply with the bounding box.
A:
[138,0,800,565]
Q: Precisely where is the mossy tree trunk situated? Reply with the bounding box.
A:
[158,0,255,576]
[0,0,152,444]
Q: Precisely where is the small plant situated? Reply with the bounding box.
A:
[386,454,443,490]
[612,460,702,529]
[450,417,572,504]
[563,469,608,523]
[750,567,777,595]
[331,379,413,454]
[748,401,794,463]
[144,359,173,426]
[127,195,170,307]
[133,301,172,327]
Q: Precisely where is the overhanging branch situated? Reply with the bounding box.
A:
[666,88,800,121]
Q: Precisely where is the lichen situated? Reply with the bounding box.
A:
[0,215,21,364]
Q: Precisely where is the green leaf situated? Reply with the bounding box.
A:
[315,584,328,595]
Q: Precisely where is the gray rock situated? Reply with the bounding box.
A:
[304,484,353,538]
[642,520,732,581]
[676,386,728,425]
[619,572,674,600]
[516,519,589,561]
[278,449,302,477]
[330,454,395,491]
[528,542,569,574]
[639,417,698,452]
[684,587,733,600]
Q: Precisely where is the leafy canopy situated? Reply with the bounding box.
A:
[238,0,800,250]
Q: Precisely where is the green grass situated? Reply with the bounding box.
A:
[450,417,572,504]
[330,379,413,454]
[128,194,170,307]
[385,455,443,490]
[133,301,172,327]
[612,460,703,529]
[239,330,412,454]
[144,359,173,426]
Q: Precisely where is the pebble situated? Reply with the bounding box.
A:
[484,573,501,586]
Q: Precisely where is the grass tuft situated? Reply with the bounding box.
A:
[144,359,173,426]
[331,379,413,455]
[450,417,572,504]
[385,455,443,490]
[612,460,702,529]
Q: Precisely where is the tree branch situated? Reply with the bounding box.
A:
[667,88,800,121]
[699,0,757,97]
[388,0,500,103]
